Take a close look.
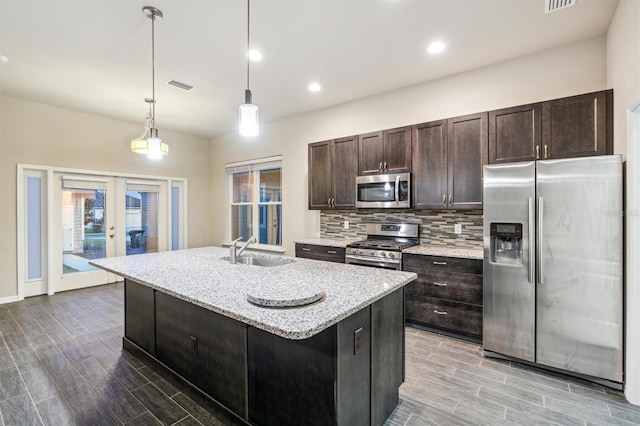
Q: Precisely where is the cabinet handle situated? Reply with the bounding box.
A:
[327,250,337,254]
[384,161,387,171]
[190,336,198,355]
[544,144,548,159]
[536,145,540,159]
[434,310,447,316]
[302,248,311,252]
[441,194,446,206]
[379,162,383,172]
[448,194,452,205]
[432,282,448,287]
[433,261,447,266]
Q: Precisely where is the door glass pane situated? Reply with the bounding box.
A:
[126,190,159,255]
[231,205,253,241]
[233,172,253,203]
[62,188,105,274]
[27,177,42,280]
[171,186,179,250]
[259,169,281,202]
[258,204,281,245]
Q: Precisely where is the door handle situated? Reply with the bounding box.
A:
[537,196,544,285]
[109,233,115,238]
[528,196,535,284]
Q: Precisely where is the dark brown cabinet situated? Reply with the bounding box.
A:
[358,126,411,176]
[542,89,613,159]
[412,113,487,210]
[403,254,483,341]
[489,103,542,164]
[308,136,358,210]
[295,243,345,263]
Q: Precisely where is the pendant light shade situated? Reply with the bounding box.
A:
[131,6,168,159]
[239,0,259,137]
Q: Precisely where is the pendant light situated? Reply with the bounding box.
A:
[130,6,169,159]
[239,0,259,137]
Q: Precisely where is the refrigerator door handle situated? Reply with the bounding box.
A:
[537,196,544,285]
[528,196,535,283]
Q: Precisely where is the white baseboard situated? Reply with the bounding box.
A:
[0,295,19,305]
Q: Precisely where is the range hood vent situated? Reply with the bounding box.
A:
[165,78,195,91]
[545,0,576,14]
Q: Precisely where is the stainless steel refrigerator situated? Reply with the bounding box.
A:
[483,155,623,386]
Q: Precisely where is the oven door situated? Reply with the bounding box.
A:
[355,173,410,208]
[345,254,402,270]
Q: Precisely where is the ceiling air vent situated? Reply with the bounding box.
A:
[165,78,195,91]
[545,0,576,14]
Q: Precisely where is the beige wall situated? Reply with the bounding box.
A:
[210,37,608,256]
[0,95,213,299]
[607,0,640,158]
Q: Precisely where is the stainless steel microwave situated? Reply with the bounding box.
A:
[355,172,410,208]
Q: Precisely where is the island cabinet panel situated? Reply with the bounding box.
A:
[542,89,613,159]
[488,103,542,164]
[124,280,155,356]
[155,292,248,417]
[403,254,483,341]
[295,243,345,263]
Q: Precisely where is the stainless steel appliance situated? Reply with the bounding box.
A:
[346,223,419,270]
[483,155,624,387]
[355,173,410,208]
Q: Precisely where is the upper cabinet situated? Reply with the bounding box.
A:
[489,103,541,164]
[358,126,411,176]
[488,90,613,164]
[308,136,358,210]
[542,89,613,159]
[413,113,488,210]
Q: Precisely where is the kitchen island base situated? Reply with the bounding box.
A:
[124,279,405,426]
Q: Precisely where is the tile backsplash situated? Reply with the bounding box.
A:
[320,209,483,248]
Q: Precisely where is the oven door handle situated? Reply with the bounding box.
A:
[345,255,401,268]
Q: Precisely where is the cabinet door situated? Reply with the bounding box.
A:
[542,89,612,159]
[489,103,541,164]
[124,280,155,356]
[383,126,412,174]
[358,131,384,176]
[332,136,358,208]
[412,120,448,209]
[308,141,332,209]
[447,112,488,209]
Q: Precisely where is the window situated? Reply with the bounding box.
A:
[227,156,282,248]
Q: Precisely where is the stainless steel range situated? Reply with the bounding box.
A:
[346,223,419,270]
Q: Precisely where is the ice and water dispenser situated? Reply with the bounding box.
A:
[489,223,523,264]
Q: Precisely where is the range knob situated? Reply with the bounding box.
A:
[381,252,387,257]
[388,252,395,258]
[358,250,364,255]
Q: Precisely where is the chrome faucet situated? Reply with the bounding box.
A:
[229,236,257,264]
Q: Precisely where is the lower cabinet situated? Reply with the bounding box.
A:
[402,254,483,341]
[295,243,346,263]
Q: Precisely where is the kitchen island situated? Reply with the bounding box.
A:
[91,247,417,426]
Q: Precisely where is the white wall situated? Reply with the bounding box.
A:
[0,95,213,299]
[606,0,640,406]
[210,37,608,255]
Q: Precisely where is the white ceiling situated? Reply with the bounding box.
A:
[0,0,619,139]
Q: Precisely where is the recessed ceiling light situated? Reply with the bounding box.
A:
[0,55,8,64]
[308,82,322,92]
[427,42,446,55]
[248,50,263,61]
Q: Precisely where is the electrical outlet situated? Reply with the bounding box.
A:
[454,223,462,235]
[344,220,349,230]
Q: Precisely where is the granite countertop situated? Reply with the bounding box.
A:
[91,247,416,340]
[402,245,484,260]
[293,237,361,248]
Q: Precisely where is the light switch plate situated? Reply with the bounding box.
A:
[454,224,462,234]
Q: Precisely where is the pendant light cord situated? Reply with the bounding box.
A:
[151,11,156,133]
[246,0,250,91]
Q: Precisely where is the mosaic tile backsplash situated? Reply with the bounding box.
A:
[320,209,483,248]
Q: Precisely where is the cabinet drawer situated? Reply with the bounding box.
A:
[406,297,482,339]
[403,254,482,274]
[405,269,482,305]
[295,244,345,263]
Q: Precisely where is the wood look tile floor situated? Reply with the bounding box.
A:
[0,282,638,425]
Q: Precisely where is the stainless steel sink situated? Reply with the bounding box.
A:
[221,255,295,267]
